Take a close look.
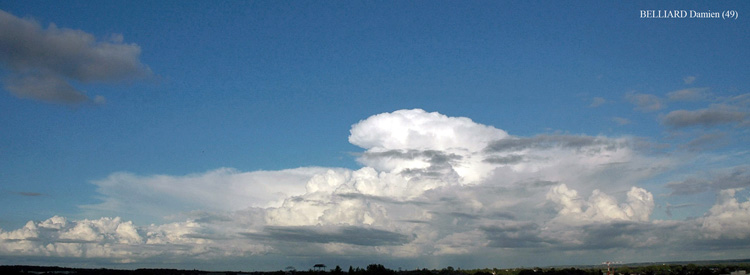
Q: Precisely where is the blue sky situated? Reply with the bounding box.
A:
[1,0,749,271]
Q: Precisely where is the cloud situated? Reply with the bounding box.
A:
[0,216,142,258]
[662,106,746,128]
[244,226,411,246]
[667,88,710,102]
[0,216,269,263]
[612,117,631,125]
[82,167,341,223]
[483,154,524,165]
[683,132,728,152]
[358,149,464,180]
[728,93,750,107]
[589,97,606,107]
[350,109,509,184]
[481,222,550,248]
[4,72,89,103]
[684,76,696,84]
[432,230,488,255]
[484,134,624,153]
[349,109,507,152]
[0,9,151,104]
[626,92,663,112]
[547,184,654,225]
[665,203,699,218]
[2,109,745,268]
[699,188,750,240]
[565,221,672,250]
[666,165,750,196]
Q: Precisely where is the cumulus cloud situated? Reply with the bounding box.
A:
[547,184,654,225]
[0,9,151,104]
[699,189,750,240]
[0,216,269,263]
[2,109,745,267]
[626,92,663,112]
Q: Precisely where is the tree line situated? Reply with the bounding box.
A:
[1,262,748,275]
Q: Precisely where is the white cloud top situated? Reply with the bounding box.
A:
[349,109,508,152]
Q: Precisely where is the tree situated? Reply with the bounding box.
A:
[366,264,391,275]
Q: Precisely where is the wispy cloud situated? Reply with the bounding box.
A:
[612,117,631,125]
[683,132,728,152]
[82,167,339,223]
[589,97,606,107]
[667,88,710,102]
[665,203,699,218]
[625,92,663,112]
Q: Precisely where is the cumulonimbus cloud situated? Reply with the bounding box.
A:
[0,9,151,104]
[1,109,747,267]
